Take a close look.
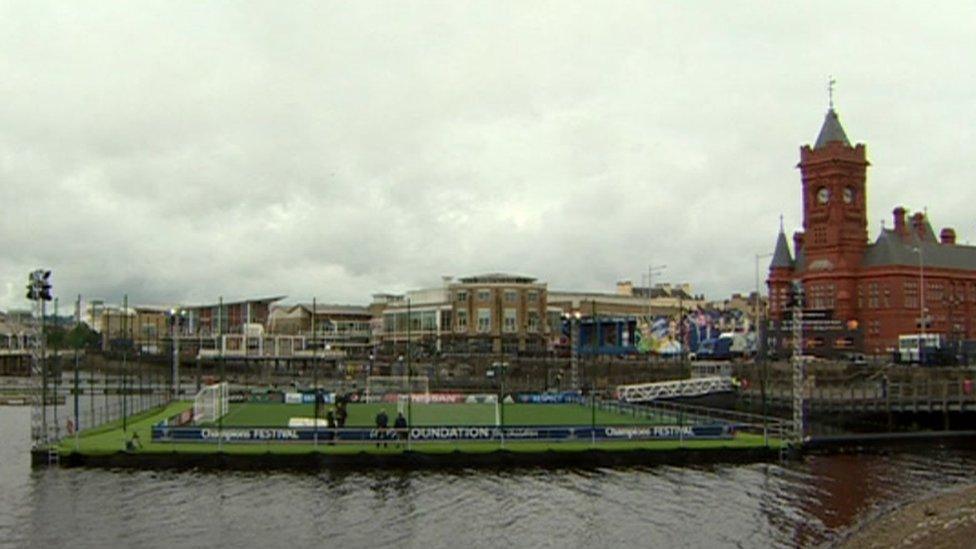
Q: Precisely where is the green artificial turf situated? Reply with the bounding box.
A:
[212,402,675,428]
[57,401,786,457]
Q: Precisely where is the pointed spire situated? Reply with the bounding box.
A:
[814,108,851,149]
[770,227,794,269]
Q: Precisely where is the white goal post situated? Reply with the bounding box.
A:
[193,382,230,424]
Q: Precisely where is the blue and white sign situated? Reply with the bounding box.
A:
[152,423,732,443]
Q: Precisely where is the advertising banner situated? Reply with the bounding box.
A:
[464,394,498,404]
[248,392,284,403]
[152,423,732,443]
[380,393,465,404]
[280,392,337,404]
[514,391,582,404]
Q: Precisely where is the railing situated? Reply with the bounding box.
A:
[596,397,792,444]
[31,381,170,446]
[616,376,735,402]
[740,380,976,420]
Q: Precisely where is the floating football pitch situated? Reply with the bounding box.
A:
[57,402,786,458]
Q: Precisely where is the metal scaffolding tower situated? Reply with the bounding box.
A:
[790,281,805,442]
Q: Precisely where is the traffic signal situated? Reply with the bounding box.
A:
[25,272,37,300]
[39,271,52,301]
[25,269,53,302]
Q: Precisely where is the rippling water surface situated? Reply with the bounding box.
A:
[2,406,974,548]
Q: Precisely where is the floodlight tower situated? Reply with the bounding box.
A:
[26,269,53,448]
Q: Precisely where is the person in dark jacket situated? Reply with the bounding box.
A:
[375,409,389,447]
[314,390,325,421]
[336,399,349,428]
[325,408,336,444]
[393,412,408,447]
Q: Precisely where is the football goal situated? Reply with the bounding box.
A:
[193,382,230,424]
[364,375,430,414]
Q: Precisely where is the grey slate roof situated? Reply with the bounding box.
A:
[864,228,976,270]
[770,231,794,269]
[814,109,851,149]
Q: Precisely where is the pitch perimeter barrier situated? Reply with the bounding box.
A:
[600,397,792,443]
[151,423,732,444]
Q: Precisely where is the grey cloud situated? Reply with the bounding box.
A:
[2,2,975,310]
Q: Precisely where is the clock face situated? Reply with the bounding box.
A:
[817,187,830,204]
[843,187,854,204]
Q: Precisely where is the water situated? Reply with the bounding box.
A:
[1,406,974,548]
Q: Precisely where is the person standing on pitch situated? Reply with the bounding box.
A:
[325,408,336,444]
[336,397,348,428]
[393,412,408,447]
[314,390,324,421]
[375,408,389,447]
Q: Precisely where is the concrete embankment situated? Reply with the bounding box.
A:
[839,484,976,549]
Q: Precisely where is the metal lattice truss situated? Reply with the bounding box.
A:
[616,376,735,403]
[30,299,46,447]
[792,308,805,443]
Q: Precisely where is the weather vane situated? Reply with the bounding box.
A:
[828,76,836,110]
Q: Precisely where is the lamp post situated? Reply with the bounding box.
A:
[755,252,773,446]
[406,298,412,435]
[169,307,183,401]
[913,247,925,363]
[571,310,581,392]
[645,264,667,362]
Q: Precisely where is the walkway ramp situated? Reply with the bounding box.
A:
[617,376,736,403]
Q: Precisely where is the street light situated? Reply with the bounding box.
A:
[169,307,185,400]
[913,247,925,363]
[755,252,773,447]
[644,264,667,362]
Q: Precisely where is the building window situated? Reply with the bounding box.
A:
[504,290,517,303]
[866,320,880,337]
[456,311,467,332]
[812,227,827,245]
[477,289,491,302]
[868,283,879,309]
[527,291,538,302]
[810,283,835,309]
[503,308,517,333]
[477,309,491,333]
[527,311,540,333]
[456,291,468,302]
[904,281,918,309]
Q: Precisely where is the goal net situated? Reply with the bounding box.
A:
[364,375,430,410]
[193,382,230,424]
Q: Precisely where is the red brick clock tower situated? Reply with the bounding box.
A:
[797,108,869,321]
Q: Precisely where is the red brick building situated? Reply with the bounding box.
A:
[767,107,976,357]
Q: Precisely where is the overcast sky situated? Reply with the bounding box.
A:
[2,2,975,311]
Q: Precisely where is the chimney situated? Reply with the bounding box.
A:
[616,280,633,296]
[793,231,805,254]
[940,228,956,245]
[912,212,926,240]
[892,206,907,236]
